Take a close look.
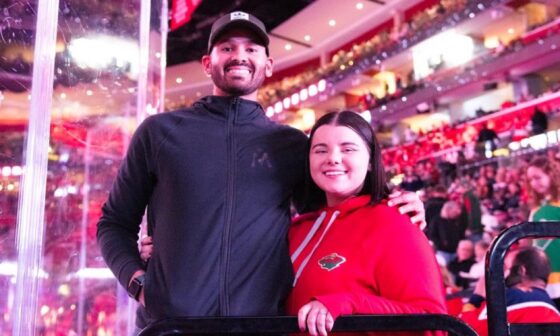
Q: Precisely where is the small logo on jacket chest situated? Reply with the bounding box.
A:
[251,148,272,168]
[318,253,346,271]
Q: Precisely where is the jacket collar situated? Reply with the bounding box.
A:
[194,95,264,122]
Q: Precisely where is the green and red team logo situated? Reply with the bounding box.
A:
[318,253,346,271]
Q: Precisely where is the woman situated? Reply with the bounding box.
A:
[287,111,446,335]
[526,156,560,305]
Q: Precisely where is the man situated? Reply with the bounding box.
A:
[97,11,425,332]
[530,106,548,135]
[460,247,560,336]
[456,180,483,241]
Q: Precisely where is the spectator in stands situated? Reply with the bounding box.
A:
[400,165,425,192]
[422,161,439,187]
[456,180,483,241]
[489,185,507,212]
[530,106,548,135]
[526,156,560,306]
[459,240,490,287]
[448,240,476,290]
[285,111,446,335]
[437,160,457,186]
[424,185,448,231]
[480,200,500,237]
[460,247,560,336]
[504,182,521,209]
[476,176,492,200]
[476,122,499,157]
[428,200,466,266]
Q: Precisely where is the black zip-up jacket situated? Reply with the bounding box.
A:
[97,96,307,327]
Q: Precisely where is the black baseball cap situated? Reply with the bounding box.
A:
[208,11,269,54]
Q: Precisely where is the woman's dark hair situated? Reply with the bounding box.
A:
[301,111,388,212]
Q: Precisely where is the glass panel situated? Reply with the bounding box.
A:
[0,0,165,334]
[43,0,165,334]
[0,0,39,334]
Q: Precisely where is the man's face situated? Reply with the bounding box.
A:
[202,28,273,99]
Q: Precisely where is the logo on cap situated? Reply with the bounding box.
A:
[230,11,250,21]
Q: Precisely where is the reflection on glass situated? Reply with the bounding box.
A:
[0,0,165,334]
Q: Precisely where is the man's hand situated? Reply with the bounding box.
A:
[140,236,153,262]
[298,300,334,336]
[387,190,426,230]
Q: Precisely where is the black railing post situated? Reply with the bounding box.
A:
[485,221,560,336]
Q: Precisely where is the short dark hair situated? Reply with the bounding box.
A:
[432,184,448,195]
[509,247,551,285]
[302,111,388,212]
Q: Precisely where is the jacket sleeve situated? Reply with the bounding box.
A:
[315,210,447,319]
[96,118,157,290]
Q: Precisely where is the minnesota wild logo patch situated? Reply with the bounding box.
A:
[318,253,346,271]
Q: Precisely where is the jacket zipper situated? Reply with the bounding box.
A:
[220,97,238,315]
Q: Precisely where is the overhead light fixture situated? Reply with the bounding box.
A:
[266,106,274,117]
[309,84,318,97]
[274,101,283,113]
[285,44,292,51]
[329,19,336,27]
[304,35,311,42]
[318,80,326,92]
[68,35,139,77]
[283,97,291,109]
[299,88,308,101]
[356,3,364,10]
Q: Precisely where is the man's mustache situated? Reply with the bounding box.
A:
[224,60,254,72]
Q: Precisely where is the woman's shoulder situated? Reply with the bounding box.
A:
[362,201,405,218]
[357,201,414,231]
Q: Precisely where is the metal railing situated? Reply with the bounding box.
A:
[138,314,478,335]
[485,221,560,336]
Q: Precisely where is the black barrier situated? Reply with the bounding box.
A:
[138,314,478,335]
[485,221,560,336]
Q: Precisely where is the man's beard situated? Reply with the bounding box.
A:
[210,60,266,97]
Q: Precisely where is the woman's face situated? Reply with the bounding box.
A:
[527,166,551,195]
[309,125,370,207]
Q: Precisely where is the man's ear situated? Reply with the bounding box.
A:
[518,265,527,277]
[201,55,211,77]
[265,57,274,78]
